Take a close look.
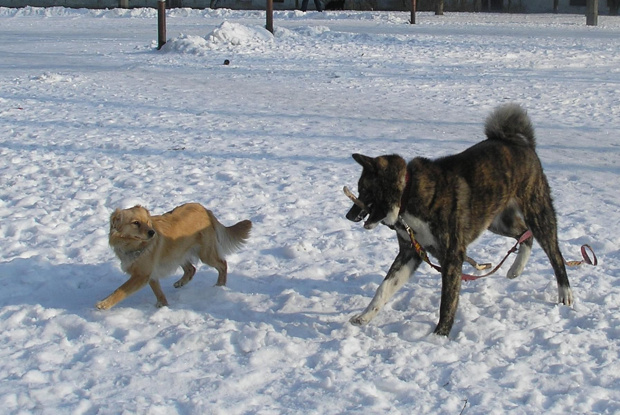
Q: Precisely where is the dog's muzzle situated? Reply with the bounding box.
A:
[343,186,373,226]
[346,204,368,223]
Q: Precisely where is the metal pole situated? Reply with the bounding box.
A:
[410,0,416,24]
[586,0,598,26]
[266,0,274,34]
[157,0,166,50]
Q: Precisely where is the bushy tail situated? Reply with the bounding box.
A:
[215,219,252,257]
[484,103,536,148]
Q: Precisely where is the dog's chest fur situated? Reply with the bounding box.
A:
[397,213,437,248]
[113,236,193,280]
[114,247,143,273]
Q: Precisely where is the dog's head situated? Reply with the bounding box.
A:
[346,153,407,230]
[109,205,156,251]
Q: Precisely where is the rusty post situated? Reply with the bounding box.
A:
[586,0,598,26]
[410,0,416,24]
[157,0,166,50]
[266,0,274,34]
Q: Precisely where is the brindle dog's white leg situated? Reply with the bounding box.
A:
[507,242,532,279]
[350,257,418,326]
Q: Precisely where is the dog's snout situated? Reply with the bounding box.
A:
[346,204,367,223]
[147,229,155,238]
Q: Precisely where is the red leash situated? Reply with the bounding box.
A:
[460,230,534,281]
[399,222,597,281]
[566,244,598,267]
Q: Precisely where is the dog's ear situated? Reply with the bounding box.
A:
[352,153,376,171]
[110,208,123,232]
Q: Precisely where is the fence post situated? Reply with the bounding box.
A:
[157,0,167,50]
[266,0,274,34]
[410,0,416,24]
[586,0,598,26]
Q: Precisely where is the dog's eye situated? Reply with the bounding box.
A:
[132,221,140,227]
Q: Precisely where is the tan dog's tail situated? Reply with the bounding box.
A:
[215,219,252,257]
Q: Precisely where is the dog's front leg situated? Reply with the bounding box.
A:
[433,258,463,336]
[149,279,169,308]
[95,273,150,310]
[350,251,421,326]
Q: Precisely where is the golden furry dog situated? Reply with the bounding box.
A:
[96,203,252,310]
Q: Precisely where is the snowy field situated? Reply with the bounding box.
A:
[1,6,619,414]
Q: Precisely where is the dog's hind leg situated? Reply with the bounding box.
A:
[350,237,421,326]
[174,262,196,288]
[521,187,573,306]
[211,259,228,286]
[489,203,533,279]
[199,247,228,286]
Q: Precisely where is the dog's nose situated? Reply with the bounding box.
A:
[147,230,155,238]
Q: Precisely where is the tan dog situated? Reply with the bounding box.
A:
[96,203,251,310]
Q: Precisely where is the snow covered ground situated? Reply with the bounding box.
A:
[1,7,619,414]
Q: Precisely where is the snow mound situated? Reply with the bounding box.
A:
[162,21,274,55]
[161,34,212,55]
[207,21,274,46]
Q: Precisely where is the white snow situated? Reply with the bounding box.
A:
[1,6,619,414]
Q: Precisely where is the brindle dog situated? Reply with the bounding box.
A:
[345,103,573,336]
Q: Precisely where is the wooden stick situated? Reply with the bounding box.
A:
[465,256,492,271]
[343,186,367,211]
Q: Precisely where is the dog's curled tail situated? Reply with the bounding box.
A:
[215,219,252,257]
[484,103,536,148]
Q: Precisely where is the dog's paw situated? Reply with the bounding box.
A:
[349,314,370,326]
[155,299,169,308]
[506,268,521,279]
[558,286,573,307]
[507,244,531,279]
[433,324,451,337]
[507,261,525,279]
[95,301,111,310]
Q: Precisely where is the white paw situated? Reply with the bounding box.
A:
[558,286,574,307]
[350,314,370,326]
[507,245,531,279]
[507,256,526,279]
[506,266,521,279]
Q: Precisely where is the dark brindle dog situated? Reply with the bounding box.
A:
[345,103,573,336]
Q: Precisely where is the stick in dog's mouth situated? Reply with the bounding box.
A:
[343,186,367,211]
